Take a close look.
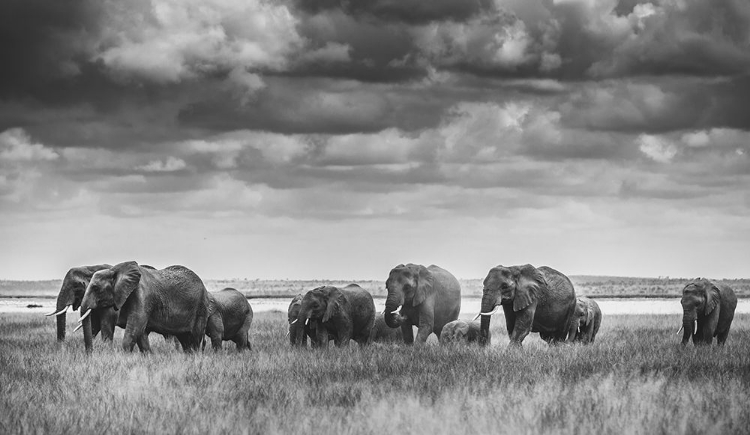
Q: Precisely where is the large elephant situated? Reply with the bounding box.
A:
[45,265,112,342]
[680,278,737,346]
[369,313,402,343]
[383,264,461,344]
[294,284,375,348]
[206,288,253,351]
[570,297,602,344]
[477,264,576,347]
[79,261,210,353]
[439,319,484,345]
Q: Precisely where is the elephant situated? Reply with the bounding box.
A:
[679,278,737,346]
[369,313,402,343]
[383,264,462,344]
[477,264,576,347]
[205,288,254,351]
[288,294,314,346]
[45,265,113,342]
[293,284,375,348]
[439,319,484,345]
[570,297,602,344]
[79,261,210,353]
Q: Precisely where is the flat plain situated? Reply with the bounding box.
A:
[1,311,749,435]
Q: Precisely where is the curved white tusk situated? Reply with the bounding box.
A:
[290,319,298,325]
[45,305,70,317]
[286,330,290,337]
[73,323,83,333]
[694,323,698,335]
[305,318,309,326]
[78,308,92,323]
[479,306,501,317]
[389,305,402,315]
[472,313,481,321]
[676,325,683,335]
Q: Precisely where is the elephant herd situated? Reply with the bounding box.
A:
[46,261,738,353]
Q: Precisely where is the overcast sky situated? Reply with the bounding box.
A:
[1,0,749,280]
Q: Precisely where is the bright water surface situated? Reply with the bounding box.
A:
[2,297,749,316]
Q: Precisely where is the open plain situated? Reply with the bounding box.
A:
[2,310,749,435]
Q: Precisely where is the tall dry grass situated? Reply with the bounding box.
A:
[1,312,748,434]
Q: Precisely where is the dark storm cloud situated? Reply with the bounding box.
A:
[293,0,494,24]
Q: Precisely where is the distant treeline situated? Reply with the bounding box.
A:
[2,276,749,299]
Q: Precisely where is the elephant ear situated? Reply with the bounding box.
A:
[113,261,141,310]
[704,282,720,316]
[513,265,544,312]
[414,265,433,306]
[322,287,341,323]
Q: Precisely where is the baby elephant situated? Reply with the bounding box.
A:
[571,297,602,344]
[369,313,402,343]
[294,284,375,348]
[440,320,485,344]
[206,288,254,351]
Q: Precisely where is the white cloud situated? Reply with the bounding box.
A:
[95,0,303,83]
[137,156,187,172]
[0,128,59,162]
[638,134,677,163]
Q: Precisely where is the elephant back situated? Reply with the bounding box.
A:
[340,284,375,336]
[426,265,462,332]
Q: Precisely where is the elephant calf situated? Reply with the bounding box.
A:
[369,313,402,343]
[570,297,602,344]
[440,319,485,345]
[206,288,254,351]
[294,284,375,348]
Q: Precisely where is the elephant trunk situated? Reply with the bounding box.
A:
[681,310,696,345]
[383,293,403,328]
[82,314,93,353]
[478,294,495,346]
[56,313,66,341]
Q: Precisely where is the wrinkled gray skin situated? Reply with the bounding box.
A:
[384,264,462,344]
[479,265,576,347]
[80,261,210,353]
[206,288,253,351]
[570,297,602,344]
[48,265,112,342]
[440,320,484,345]
[681,279,737,346]
[294,284,375,348]
[369,313,402,343]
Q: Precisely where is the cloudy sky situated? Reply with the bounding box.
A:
[1,0,749,280]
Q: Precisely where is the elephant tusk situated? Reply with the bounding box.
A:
[479,306,501,317]
[472,313,480,321]
[286,330,290,337]
[45,305,70,317]
[694,323,698,335]
[290,319,298,325]
[676,325,683,335]
[73,323,83,333]
[78,308,92,323]
[389,305,402,315]
[305,318,309,326]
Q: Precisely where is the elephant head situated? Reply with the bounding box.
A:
[383,264,432,328]
[79,262,141,352]
[680,278,720,345]
[288,294,305,345]
[478,265,546,345]
[572,298,594,336]
[297,286,342,326]
[45,265,111,341]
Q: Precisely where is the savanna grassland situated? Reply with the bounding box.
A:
[1,312,749,435]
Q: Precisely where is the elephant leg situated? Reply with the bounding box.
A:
[401,322,414,344]
[508,307,534,347]
[716,327,730,345]
[502,304,516,337]
[136,334,151,353]
[176,334,195,353]
[207,315,224,351]
[415,311,434,344]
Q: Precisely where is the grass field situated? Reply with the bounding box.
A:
[2,312,749,435]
